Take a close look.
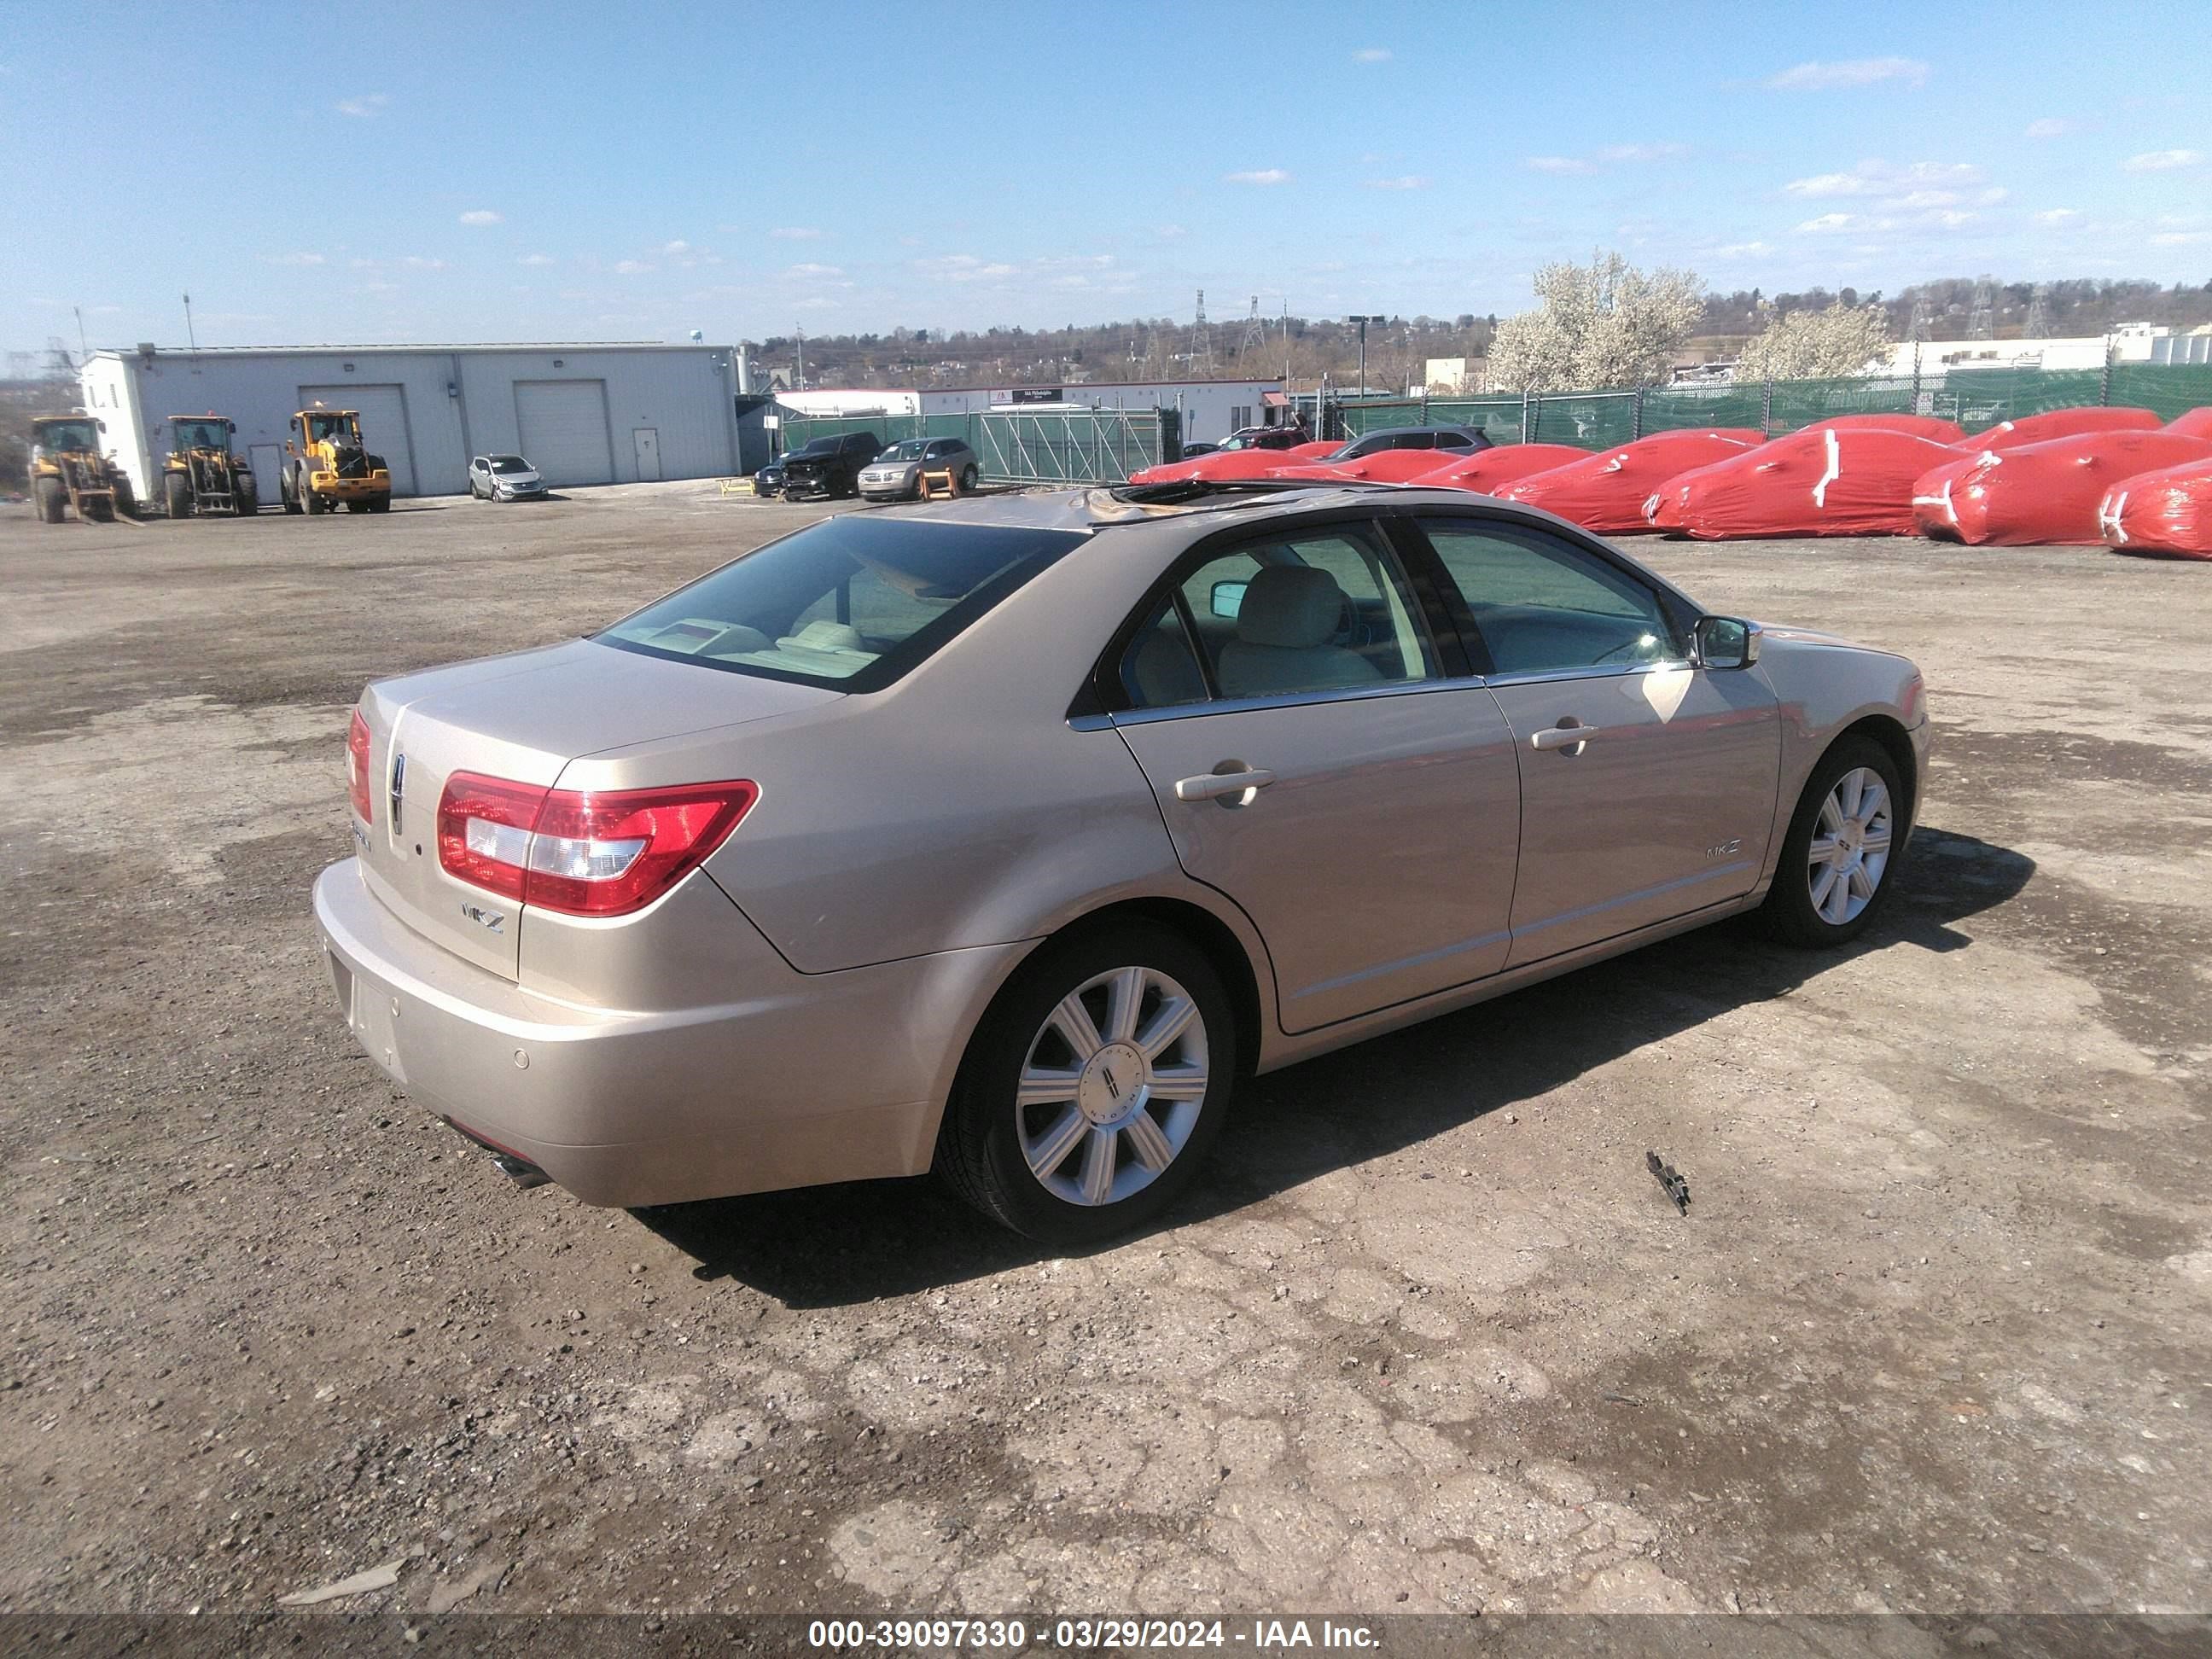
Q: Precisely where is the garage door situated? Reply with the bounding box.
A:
[515,380,614,486]
[298,384,416,496]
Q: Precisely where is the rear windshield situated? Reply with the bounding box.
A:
[597,515,1086,690]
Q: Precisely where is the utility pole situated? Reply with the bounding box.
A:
[183,294,197,351]
[1348,314,1382,399]
[795,325,806,392]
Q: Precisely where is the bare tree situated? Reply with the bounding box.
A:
[1488,252,1704,392]
[1736,303,1891,381]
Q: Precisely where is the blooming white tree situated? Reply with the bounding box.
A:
[1487,252,1706,392]
[1736,303,1891,381]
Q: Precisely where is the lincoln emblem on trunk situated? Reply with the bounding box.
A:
[389,753,406,833]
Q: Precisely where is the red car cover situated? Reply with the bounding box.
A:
[1802,413,1968,445]
[2098,457,2212,560]
[1421,443,1589,493]
[1493,429,1765,533]
[1647,427,1965,538]
[1969,407,2162,450]
[2163,407,2212,441]
[1126,448,1296,486]
[1284,439,1344,458]
[1266,449,1472,485]
[1913,430,2212,544]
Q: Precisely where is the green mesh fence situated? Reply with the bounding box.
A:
[1337,362,2212,453]
[771,409,1179,483]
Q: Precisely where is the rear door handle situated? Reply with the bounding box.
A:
[1530,723,1598,752]
[1174,767,1277,803]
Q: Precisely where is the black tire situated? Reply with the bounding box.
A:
[164,473,193,520]
[303,472,328,515]
[1759,736,1906,949]
[114,479,135,518]
[236,480,258,517]
[281,471,302,514]
[346,499,370,513]
[36,477,66,523]
[366,495,391,513]
[936,922,1237,1245]
[84,495,114,522]
[960,463,978,492]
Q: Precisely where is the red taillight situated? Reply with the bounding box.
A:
[346,710,374,823]
[435,772,757,917]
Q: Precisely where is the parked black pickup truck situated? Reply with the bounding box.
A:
[772,431,883,499]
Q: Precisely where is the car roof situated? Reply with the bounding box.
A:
[874,480,1554,535]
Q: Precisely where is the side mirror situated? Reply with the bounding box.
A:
[1210,579,1249,620]
[1695,615,1761,671]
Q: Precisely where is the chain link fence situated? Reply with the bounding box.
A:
[1337,362,2212,451]
[769,408,1182,485]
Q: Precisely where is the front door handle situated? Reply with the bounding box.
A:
[1174,766,1277,803]
[1530,722,1598,752]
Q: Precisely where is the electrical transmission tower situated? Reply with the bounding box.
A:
[1237,295,1266,363]
[2024,282,2052,339]
[1968,275,1995,341]
[1187,290,1215,377]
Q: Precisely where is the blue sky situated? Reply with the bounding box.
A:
[7,0,2208,356]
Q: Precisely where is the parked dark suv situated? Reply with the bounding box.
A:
[1326,424,1493,463]
[771,432,883,500]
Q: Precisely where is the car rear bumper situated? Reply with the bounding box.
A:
[311,859,1025,1207]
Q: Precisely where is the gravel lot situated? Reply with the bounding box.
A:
[3,481,2207,1621]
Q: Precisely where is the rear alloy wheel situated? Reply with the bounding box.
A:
[940,924,1234,1244]
[1761,738,1905,947]
[960,463,978,492]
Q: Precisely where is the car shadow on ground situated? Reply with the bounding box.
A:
[634,826,2034,1307]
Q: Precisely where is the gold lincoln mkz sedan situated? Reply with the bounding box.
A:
[314,480,1927,1243]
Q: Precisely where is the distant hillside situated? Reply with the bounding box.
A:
[754,276,2212,393]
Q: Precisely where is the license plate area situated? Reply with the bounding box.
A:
[345,968,407,1086]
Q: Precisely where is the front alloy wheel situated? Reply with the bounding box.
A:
[940,923,1235,1243]
[1761,737,1906,947]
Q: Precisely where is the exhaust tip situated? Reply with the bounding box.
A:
[491,1153,551,1190]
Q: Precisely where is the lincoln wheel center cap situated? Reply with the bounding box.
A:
[1078,1042,1147,1126]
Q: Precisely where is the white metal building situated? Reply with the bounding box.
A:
[79,342,742,502]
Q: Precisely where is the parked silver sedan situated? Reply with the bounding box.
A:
[313,481,1928,1243]
[858,437,981,501]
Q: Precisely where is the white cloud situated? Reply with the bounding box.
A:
[1784,160,1985,199]
[2034,208,2081,225]
[335,93,387,117]
[1766,57,1929,90]
[458,209,502,225]
[662,240,691,255]
[2151,230,2212,247]
[1154,223,1188,240]
[1525,156,1597,176]
[1365,175,1429,191]
[785,262,844,277]
[266,251,326,265]
[2024,118,2075,138]
[401,256,447,271]
[769,226,824,241]
[518,253,556,265]
[1353,47,1390,62]
[1796,213,1855,233]
[613,259,653,275]
[1715,240,1776,257]
[2124,148,2203,172]
[1594,143,1688,163]
[917,254,1019,282]
[1224,168,1290,186]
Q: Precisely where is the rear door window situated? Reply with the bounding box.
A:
[1417,520,1684,677]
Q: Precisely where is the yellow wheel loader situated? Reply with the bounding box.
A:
[160,414,259,518]
[29,414,134,524]
[281,405,392,515]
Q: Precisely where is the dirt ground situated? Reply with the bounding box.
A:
[2,481,2207,1623]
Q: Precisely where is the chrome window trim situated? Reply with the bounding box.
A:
[1073,655,1703,730]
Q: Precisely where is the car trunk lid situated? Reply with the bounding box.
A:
[353,639,835,979]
